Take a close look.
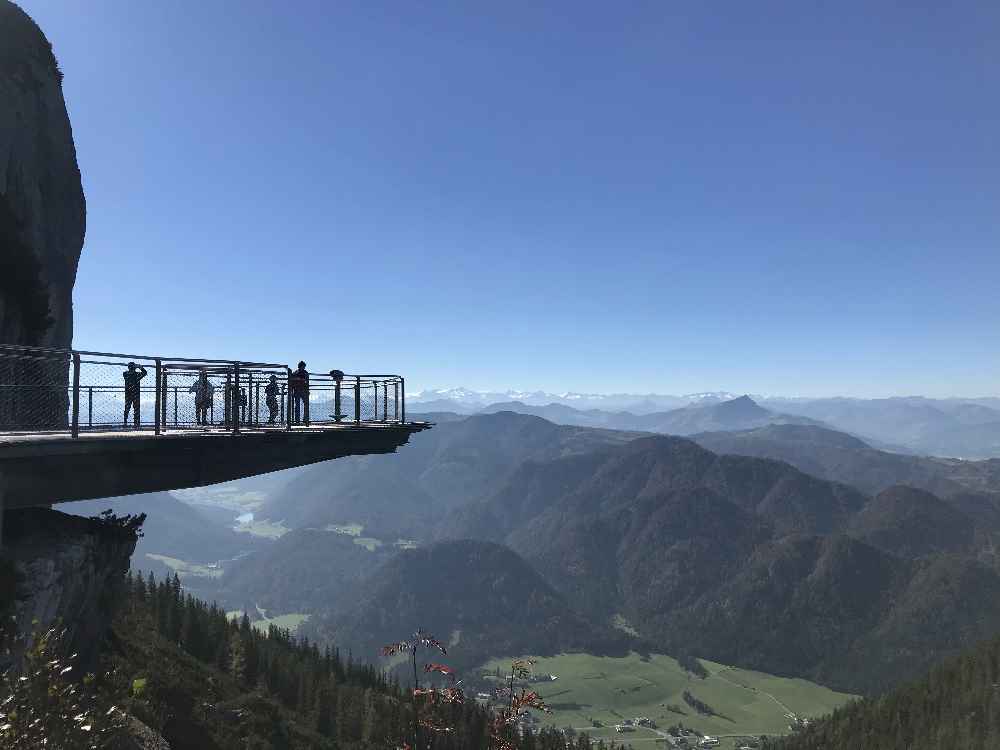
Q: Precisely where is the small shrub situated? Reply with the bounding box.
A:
[0,626,126,748]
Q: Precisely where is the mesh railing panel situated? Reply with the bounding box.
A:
[0,350,71,431]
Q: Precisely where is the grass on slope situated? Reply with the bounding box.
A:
[233,518,290,538]
[326,523,364,536]
[325,522,419,551]
[226,611,311,635]
[481,652,855,745]
[145,553,223,579]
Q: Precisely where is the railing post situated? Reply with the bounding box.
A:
[394,381,399,422]
[173,386,178,425]
[382,381,388,422]
[400,377,405,423]
[71,352,80,438]
[160,365,168,429]
[286,367,293,431]
[334,379,342,422]
[304,371,310,426]
[88,386,93,428]
[154,359,162,435]
[224,372,231,427]
[354,376,361,424]
[245,372,253,427]
[232,363,241,434]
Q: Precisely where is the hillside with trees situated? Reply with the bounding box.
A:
[769,631,1000,750]
[257,412,641,539]
[5,560,615,749]
[438,434,1000,694]
[310,540,631,673]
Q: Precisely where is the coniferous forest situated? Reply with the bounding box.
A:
[102,570,620,749]
[767,633,1000,750]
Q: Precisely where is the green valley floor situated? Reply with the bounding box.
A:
[481,652,855,747]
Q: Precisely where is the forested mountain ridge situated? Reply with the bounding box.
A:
[435,434,1000,694]
[69,570,604,749]
[257,412,641,538]
[219,528,395,615]
[306,540,632,673]
[215,413,1000,697]
[769,630,1000,750]
[694,423,1000,500]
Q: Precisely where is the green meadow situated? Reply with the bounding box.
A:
[481,652,856,745]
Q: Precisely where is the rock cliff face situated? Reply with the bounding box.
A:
[2,508,137,670]
[0,0,85,348]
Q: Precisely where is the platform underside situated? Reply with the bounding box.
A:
[0,423,430,508]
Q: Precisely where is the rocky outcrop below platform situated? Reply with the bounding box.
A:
[1,507,138,670]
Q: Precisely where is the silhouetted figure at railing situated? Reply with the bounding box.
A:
[123,362,147,426]
[189,369,214,425]
[265,374,280,424]
[290,361,310,425]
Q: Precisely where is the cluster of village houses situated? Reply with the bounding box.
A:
[613,716,656,732]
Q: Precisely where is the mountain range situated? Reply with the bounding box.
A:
[410,390,1000,458]
[692,423,1000,503]
[430,432,1000,692]
[477,394,823,436]
[257,411,641,539]
[213,411,1000,695]
[66,406,1000,697]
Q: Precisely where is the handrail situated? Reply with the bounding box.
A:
[0,344,410,438]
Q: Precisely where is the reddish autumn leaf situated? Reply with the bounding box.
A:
[512,689,551,714]
[424,662,457,680]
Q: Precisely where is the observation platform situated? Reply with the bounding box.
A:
[0,345,431,524]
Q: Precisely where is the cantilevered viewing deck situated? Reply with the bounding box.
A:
[0,345,430,512]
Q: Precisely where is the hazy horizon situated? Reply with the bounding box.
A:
[408,386,1000,403]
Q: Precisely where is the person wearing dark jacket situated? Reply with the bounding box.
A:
[123,362,147,427]
[265,374,280,424]
[290,361,309,424]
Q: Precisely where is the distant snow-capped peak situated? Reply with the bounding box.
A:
[407,388,751,412]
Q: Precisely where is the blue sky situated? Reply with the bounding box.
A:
[22,1,1000,397]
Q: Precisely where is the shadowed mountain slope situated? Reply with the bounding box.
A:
[847,486,976,558]
[218,528,395,615]
[307,540,630,671]
[694,423,1000,498]
[258,411,641,538]
[438,434,1000,694]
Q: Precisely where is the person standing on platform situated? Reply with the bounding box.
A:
[189,369,214,426]
[123,362,147,427]
[290,361,310,425]
[265,374,280,424]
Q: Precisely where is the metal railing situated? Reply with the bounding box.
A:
[0,344,407,438]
